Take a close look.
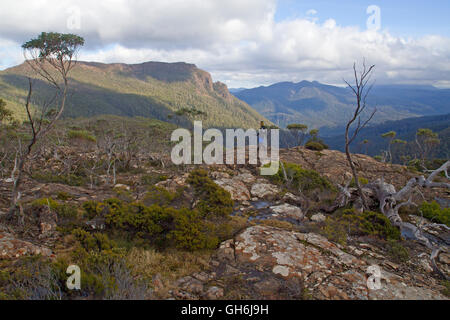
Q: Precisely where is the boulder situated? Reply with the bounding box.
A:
[214,178,250,201]
[250,183,280,199]
[113,184,130,191]
[269,203,304,221]
[281,192,303,205]
[311,213,326,223]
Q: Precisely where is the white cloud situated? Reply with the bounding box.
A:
[306,9,317,15]
[0,0,449,88]
[0,38,23,70]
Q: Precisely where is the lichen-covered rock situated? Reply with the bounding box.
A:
[214,226,447,300]
[269,203,304,221]
[214,178,250,201]
[204,286,224,299]
[175,276,204,295]
[311,213,326,222]
[280,147,413,188]
[155,174,188,192]
[250,183,280,199]
[0,232,52,259]
[281,192,303,205]
[233,172,256,185]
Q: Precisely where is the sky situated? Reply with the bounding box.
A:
[0,0,449,88]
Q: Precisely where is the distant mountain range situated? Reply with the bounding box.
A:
[233,81,450,129]
[0,61,269,129]
[228,88,247,94]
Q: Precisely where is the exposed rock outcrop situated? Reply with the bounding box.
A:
[174,226,448,300]
[0,232,52,259]
[269,203,304,221]
[214,177,251,201]
[250,183,280,199]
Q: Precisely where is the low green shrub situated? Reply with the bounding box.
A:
[419,201,450,227]
[82,197,220,251]
[349,177,369,188]
[32,172,86,186]
[56,191,72,201]
[82,201,105,220]
[54,233,140,298]
[142,186,177,206]
[305,140,328,151]
[67,129,96,142]
[441,280,450,297]
[168,209,219,250]
[321,216,349,245]
[31,198,78,219]
[385,239,409,263]
[341,209,401,240]
[104,199,171,237]
[72,228,117,252]
[141,174,168,185]
[186,169,233,218]
[0,256,63,300]
[320,209,401,244]
[269,162,336,193]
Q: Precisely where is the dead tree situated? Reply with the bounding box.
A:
[368,161,449,226]
[326,159,449,278]
[366,160,449,279]
[343,61,377,211]
[7,32,84,221]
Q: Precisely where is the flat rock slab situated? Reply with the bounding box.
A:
[216,226,447,300]
[250,183,280,199]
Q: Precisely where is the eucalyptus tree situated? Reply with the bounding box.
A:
[381,131,396,163]
[415,128,440,169]
[7,32,84,221]
[286,123,308,147]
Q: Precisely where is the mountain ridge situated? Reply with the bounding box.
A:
[233,80,450,129]
[0,60,270,129]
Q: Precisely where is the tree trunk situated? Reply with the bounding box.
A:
[345,130,368,210]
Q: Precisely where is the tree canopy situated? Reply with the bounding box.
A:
[22,32,85,61]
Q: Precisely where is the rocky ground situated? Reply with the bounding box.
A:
[0,147,448,300]
[167,166,449,300]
